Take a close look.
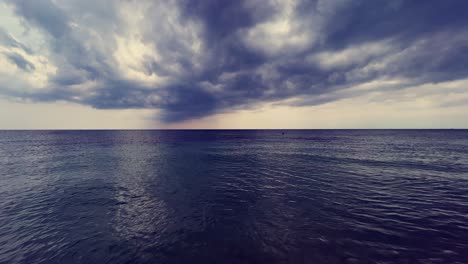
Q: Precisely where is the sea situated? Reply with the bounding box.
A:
[0,130,467,264]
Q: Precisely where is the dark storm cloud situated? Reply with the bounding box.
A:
[2,0,468,122]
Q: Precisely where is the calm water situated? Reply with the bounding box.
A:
[1,130,468,264]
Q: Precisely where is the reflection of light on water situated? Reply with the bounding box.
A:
[250,142,302,251]
[110,131,169,244]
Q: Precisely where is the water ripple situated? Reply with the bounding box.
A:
[1,130,468,263]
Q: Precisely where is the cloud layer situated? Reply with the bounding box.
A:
[1,0,468,122]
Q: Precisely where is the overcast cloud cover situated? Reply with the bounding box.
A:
[1,0,468,126]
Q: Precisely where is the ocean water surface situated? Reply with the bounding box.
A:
[0,130,468,263]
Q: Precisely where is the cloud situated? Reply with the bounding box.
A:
[0,28,32,53]
[0,0,468,123]
[3,51,35,71]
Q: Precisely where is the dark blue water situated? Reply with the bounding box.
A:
[1,130,468,264]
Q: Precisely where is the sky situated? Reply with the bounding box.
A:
[1,0,468,129]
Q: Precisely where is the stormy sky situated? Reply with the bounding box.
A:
[1,0,468,128]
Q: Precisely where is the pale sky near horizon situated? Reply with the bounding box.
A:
[1,1,468,129]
